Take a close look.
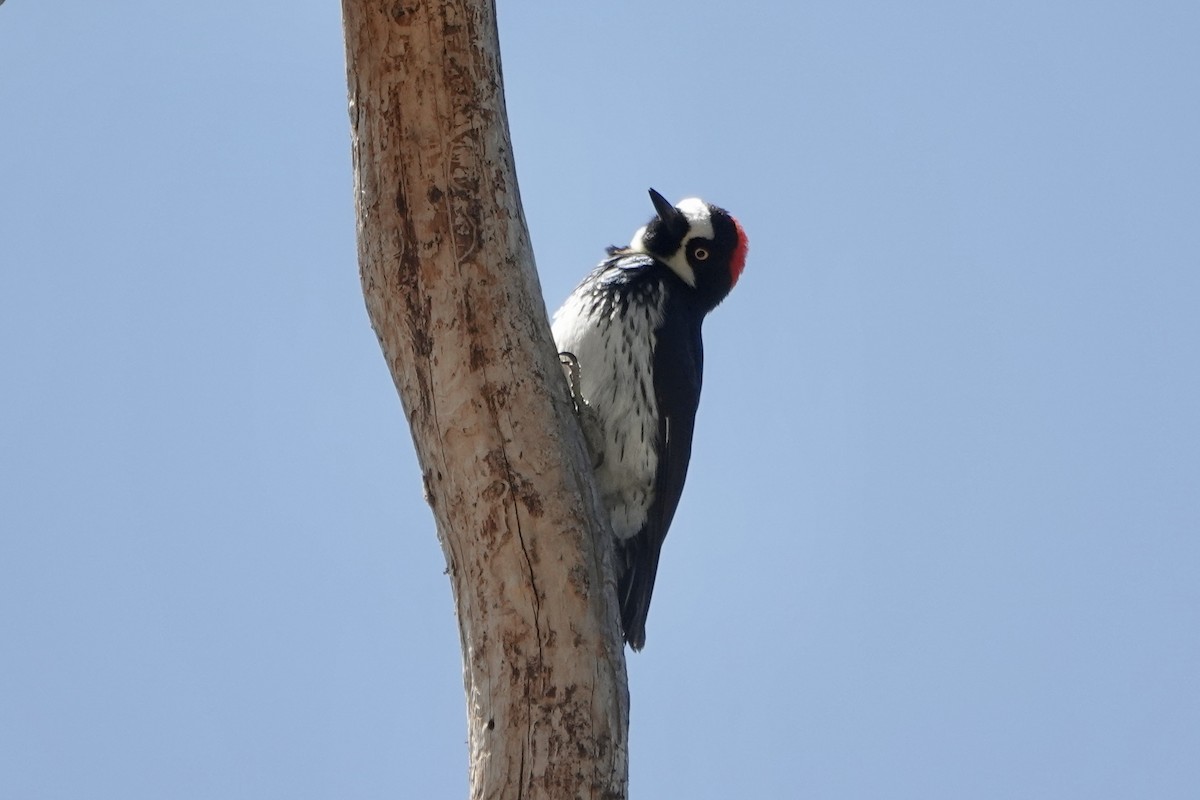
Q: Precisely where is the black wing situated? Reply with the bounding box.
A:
[617,304,704,650]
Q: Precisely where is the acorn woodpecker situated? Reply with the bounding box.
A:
[552,189,748,650]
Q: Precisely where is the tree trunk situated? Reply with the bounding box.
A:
[341,2,629,798]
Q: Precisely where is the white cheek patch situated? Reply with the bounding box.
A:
[662,249,697,287]
[628,198,714,288]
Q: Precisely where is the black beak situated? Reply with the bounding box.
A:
[648,188,689,236]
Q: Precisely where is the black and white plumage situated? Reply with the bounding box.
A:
[552,189,748,650]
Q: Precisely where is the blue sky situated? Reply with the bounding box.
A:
[2,2,1198,798]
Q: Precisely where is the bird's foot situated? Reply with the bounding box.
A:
[558,352,605,468]
[559,351,584,409]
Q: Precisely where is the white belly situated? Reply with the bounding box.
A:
[552,289,665,540]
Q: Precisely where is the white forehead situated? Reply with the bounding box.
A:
[675,197,715,241]
[628,197,714,252]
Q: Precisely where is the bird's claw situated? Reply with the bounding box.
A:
[559,351,584,411]
[558,351,605,468]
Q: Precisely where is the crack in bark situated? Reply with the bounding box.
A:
[494,417,544,662]
[517,745,526,800]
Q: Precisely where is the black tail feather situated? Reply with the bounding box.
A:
[617,535,662,651]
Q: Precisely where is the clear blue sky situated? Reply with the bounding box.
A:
[3,2,1198,798]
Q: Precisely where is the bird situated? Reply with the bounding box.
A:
[552,188,748,650]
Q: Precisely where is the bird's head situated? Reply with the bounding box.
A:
[627,188,748,309]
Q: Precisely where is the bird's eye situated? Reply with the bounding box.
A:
[693,247,710,261]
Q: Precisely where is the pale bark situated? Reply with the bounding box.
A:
[341,2,629,798]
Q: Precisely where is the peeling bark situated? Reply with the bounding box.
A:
[342,2,629,798]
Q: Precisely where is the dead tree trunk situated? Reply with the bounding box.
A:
[341,2,629,798]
